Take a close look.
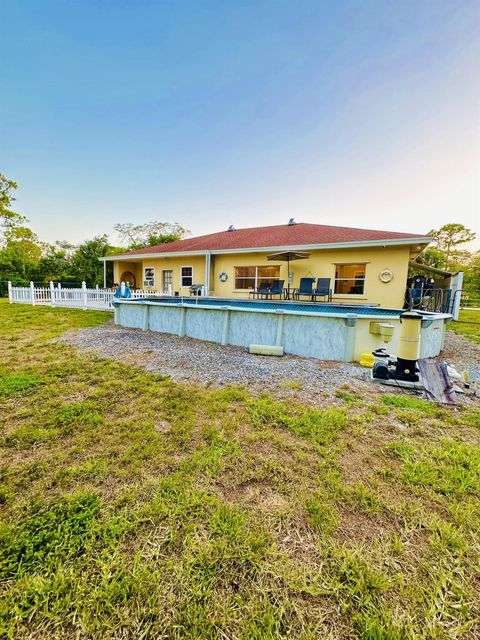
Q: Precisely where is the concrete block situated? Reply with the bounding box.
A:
[249,344,284,356]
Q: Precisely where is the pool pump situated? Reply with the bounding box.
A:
[372,311,422,383]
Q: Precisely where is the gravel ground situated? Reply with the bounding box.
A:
[440,330,480,373]
[61,321,480,406]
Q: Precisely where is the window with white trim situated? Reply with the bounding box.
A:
[143,267,155,287]
[334,263,366,295]
[181,266,193,287]
[234,265,280,290]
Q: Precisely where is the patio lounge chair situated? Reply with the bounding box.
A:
[268,279,285,299]
[249,282,271,299]
[312,278,332,302]
[293,277,315,301]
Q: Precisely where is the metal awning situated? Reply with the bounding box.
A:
[409,261,457,278]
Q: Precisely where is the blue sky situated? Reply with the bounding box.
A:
[1,0,479,248]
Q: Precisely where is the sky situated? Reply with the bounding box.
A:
[1,0,479,249]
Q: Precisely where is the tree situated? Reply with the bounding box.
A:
[33,242,76,284]
[428,223,476,270]
[0,226,42,294]
[463,251,480,292]
[114,221,189,250]
[70,235,124,287]
[415,247,446,270]
[0,173,27,240]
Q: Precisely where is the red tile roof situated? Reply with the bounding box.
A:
[118,223,430,256]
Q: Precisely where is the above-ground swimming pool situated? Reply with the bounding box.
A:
[112,297,451,362]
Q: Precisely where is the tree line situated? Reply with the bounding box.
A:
[1,172,479,295]
[0,173,188,294]
[415,223,478,291]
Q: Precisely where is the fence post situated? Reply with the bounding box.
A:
[30,281,36,306]
[82,281,87,310]
[8,281,12,303]
[50,281,55,307]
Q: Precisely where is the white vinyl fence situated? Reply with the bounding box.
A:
[8,281,171,311]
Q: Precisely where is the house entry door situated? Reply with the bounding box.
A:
[162,270,173,292]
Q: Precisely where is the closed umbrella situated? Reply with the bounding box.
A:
[267,251,310,299]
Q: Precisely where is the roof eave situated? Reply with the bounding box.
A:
[99,236,432,261]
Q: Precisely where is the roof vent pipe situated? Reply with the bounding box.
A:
[288,218,296,225]
[227,225,235,231]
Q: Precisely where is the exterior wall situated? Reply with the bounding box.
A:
[113,261,142,288]
[115,256,207,293]
[212,245,410,308]
[112,244,410,307]
[353,317,446,361]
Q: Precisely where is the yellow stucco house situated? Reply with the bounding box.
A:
[102,221,431,309]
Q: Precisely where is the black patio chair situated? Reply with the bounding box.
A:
[293,277,315,301]
[268,279,285,299]
[312,278,332,302]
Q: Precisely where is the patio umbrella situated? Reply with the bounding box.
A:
[267,251,310,299]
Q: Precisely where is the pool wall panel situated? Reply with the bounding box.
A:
[419,320,446,358]
[227,311,277,348]
[283,316,347,360]
[116,303,145,330]
[148,305,182,334]
[185,308,225,343]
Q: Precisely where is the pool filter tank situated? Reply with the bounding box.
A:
[372,311,422,383]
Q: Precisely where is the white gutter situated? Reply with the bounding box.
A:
[100,236,432,261]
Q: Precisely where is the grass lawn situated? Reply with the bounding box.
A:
[0,299,479,639]
[449,310,480,345]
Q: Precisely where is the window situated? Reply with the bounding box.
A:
[143,267,155,287]
[234,265,280,290]
[334,264,366,295]
[181,266,193,287]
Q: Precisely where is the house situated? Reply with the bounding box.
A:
[102,221,431,308]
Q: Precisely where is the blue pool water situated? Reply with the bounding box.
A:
[139,297,404,317]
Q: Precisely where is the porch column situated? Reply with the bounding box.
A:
[205,252,211,297]
[103,259,107,288]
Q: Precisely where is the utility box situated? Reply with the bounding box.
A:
[369,322,394,342]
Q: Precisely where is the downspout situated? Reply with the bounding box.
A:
[205,252,211,297]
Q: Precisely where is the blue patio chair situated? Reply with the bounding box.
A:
[312,278,332,302]
[293,277,315,301]
[249,282,271,299]
[268,279,285,299]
